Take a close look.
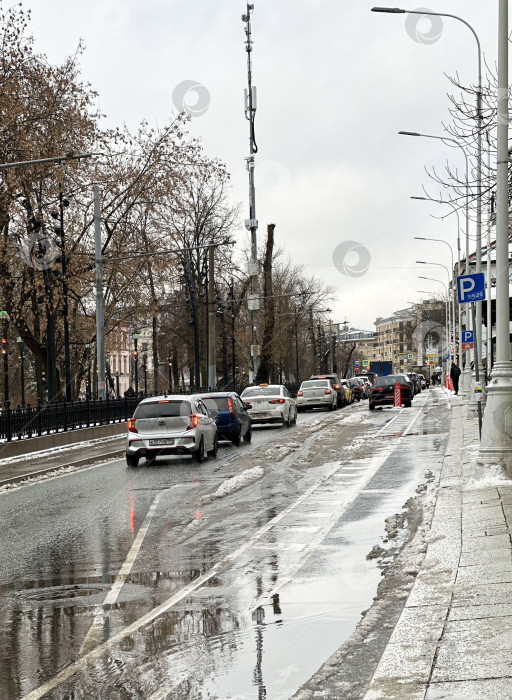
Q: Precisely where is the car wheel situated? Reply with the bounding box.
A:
[369,403,375,411]
[231,431,241,446]
[292,411,297,426]
[404,400,412,408]
[126,454,139,468]
[194,437,205,463]
[208,434,218,457]
[329,401,335,411]
[297,407,303,413]
[243,427,252,443]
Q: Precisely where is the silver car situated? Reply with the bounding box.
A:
[126,395,218,467]
[297,379,337,412]
[240,384,297,427]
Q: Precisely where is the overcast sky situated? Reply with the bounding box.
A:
[25,0,499,330]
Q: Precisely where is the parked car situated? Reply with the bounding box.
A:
[348,377,365,401]
[358,376,372,399]
[240,384,297,427]
[199,392,252,445]
[340,379,353,404]
[397,373,415,396]
[309,374,346,407]
[369,375,413,410]
[126,395,218,467]
[356,371,378,385]
[408,372,422,394]
[297,379,337,412]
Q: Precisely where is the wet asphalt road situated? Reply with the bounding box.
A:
[0,389,450,700]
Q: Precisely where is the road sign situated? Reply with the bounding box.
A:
[461,330,474,351]
[407,353,413,360]
[354,361,360,367]
[362,360,369,367]
[457,273,486,303]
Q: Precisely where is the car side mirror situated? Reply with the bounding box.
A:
[244,403,253,410]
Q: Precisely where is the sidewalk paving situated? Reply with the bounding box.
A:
[0,434,125,488]
[363,396,512,699]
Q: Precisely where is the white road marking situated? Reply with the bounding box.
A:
[79,491,165,655]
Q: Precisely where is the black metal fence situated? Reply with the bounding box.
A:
[0,396,144,442]
[0,382,302,442]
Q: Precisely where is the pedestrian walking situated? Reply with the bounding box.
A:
[450,361,461,395]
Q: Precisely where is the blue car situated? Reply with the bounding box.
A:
[199,392,252,445]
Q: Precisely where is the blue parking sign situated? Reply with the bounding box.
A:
[457,273,486,303]
[462,331,473,344]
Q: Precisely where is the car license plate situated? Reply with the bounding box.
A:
[149,439,174,446]
[252,412,269,417]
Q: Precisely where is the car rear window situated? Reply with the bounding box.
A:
[134,400,191,418]
[242,386,281,397]
[375,376,404,386]
[201,397,229,411]
[301,380,329,389]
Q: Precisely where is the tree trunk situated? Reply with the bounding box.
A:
[256,224,275,384]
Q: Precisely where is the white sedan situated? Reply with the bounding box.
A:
[240,384,297,427]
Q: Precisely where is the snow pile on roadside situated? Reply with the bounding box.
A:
[340,412,371,425]
[265,442,300,460]
[464,463,510,491]
[200,466,264,505]
[0,434,123,465]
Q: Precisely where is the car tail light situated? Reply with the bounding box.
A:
[187,414,199,430]
[227,397,235,416]
[325,389,332,394]
[401,384,409,391]
[333,384,340,389]
[373,387,383,393]
[127,418,138,433]
[297,390,303,396]
[269,398,285,404]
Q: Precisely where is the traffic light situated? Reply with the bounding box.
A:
[1,338,6,355]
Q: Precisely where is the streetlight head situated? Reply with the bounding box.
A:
[414,237,426,240]
[398,131,421,136]
[411,196,428,201]
[416,261,427,264]
[371,7,406,12]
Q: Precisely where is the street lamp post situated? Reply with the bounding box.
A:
[115,371,120,399]
[418,277,450,376]
[416,259,456,366]
[478,0,512,471]
[16,336,25,408]
[132,332,139,395]
[374,10,484,347]
[143,353,148,395]
[411,195,470,396]
[85,343,92,400]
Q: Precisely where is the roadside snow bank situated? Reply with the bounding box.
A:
[464,463,510,491]
[200,466,264,505]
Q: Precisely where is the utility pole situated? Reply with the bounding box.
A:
[230,280,236,387]
[58,183,72,401]
[242,3,261,383]
[94,185,106,400]
[208,243,216,389]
